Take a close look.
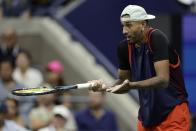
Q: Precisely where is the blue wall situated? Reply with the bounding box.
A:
[183,15,196,113]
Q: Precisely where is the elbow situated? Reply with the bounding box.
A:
[159,76,169,88]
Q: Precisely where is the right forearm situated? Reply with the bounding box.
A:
[108,79,130,94]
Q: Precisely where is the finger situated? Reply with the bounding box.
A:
[123,79,129,84]
[106,88,114,92]
[107,88,116,93]
[102,84,108,89]
[111,89,118,93]
[106,88,112,92]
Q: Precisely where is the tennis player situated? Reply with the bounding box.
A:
[90,5,190,131]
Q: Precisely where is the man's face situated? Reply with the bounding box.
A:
[5,99,17,117]
[46,71,61,86]
[122,21,144,43]
[88,91,105,110]
[52,115,67,129]
[0,62,13,81]
[16,53,30,69]
[2,31,17,49]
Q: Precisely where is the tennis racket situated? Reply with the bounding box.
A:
[12,83,95,96]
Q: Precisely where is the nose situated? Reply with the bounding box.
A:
[123,26,128,36]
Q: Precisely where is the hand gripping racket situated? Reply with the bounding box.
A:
[12,83,95,96]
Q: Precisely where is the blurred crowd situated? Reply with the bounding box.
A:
[0,27,119,131]
[0,1,120,130]
[0,0,69,19]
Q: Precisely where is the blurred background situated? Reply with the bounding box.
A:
[0,0,195,131]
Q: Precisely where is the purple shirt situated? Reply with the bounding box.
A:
[75,108,119,131]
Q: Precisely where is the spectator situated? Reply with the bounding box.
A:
[0,0,31,18]
[58,92,78,130]
[61,92,73,109]
[13,50,43,88]
[44,60,65,104]
[45,60,64,86]
[5,97,25,127]
[0,59,23,101]
[0,102,29,131]
[75,91,119,131]
[0,59,35,126]
[29,94,56,130]
[0,27,22,66]
[39,105,77,131]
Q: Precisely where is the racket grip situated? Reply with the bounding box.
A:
[77,83,95,89]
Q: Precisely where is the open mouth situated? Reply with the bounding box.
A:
[125,36,133,41]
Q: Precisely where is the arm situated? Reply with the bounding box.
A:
[111,69,131,94]
[111,69,131,85]
[107,60,169,93]
[107,30,170,93]
[90,41,131,92]
[130,60,169,89]
[89,69,131,92]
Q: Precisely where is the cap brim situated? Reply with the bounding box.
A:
[146,14,155,20]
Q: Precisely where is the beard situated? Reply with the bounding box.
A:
[129,30,144,44]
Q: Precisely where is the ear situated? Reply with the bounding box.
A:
[140,21,145,31]
[141,21,147,26]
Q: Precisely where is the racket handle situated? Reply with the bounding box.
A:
[77,83,95,89]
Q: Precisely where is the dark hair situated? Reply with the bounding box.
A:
[0,59,14,69]
[5,97,19,116]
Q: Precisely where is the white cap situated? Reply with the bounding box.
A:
[53,105,70,119]
[121,5,155,22]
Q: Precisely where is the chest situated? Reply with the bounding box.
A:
[129,44,155,81]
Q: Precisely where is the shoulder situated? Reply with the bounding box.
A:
[5,120,28,131]
[75,108,92,121]
[75,108,89,117]
[149,29,169,50]
[104,109,116,117]
[150,29,169,42]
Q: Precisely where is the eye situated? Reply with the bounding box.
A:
[122,24,131,29]
[124,23,132,28]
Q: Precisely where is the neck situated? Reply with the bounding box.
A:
[90,108,105,119]
[143,26,151,42]
[20,68,27,74]
[135,26,151,47]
